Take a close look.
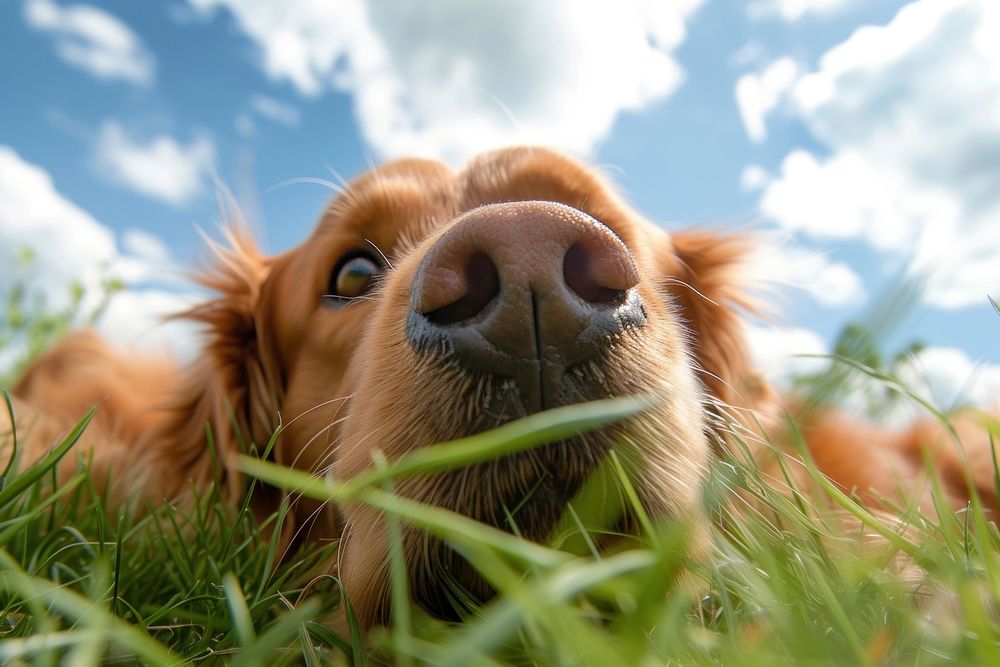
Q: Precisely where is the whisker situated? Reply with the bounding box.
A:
[287,402,354,472]
[660,276,721,307]
[364,238,395,271]
[323,165,352,192]
[321,293,380,304]
[280,395,353,430]
[263,175,347,196]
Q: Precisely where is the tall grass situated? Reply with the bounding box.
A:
[1,287,998,663]
[2,387,999,664]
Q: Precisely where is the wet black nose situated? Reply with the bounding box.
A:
[405,200,646,412]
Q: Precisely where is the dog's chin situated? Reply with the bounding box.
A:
[393,356,647,620]
[399,427,618,620]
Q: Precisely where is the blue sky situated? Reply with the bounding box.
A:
[1,0,998,409]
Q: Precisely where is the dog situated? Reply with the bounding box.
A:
[4,146,996,629]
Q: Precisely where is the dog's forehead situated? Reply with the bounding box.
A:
[457,147,612,209]
[311,158,456,247]
[312,147,648,254]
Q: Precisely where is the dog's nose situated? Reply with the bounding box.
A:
[406,201,646,412]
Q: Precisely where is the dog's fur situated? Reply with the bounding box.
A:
[3,147,995,628]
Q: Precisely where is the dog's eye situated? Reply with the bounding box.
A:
[326,253,381,304]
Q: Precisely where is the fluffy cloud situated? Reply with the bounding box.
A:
[236,95,301,137]
[734,57,798,142]
[94,121,216,207]
[896,346,1000,412]
[747,0,857,22]
[23,0,155,87]
[747,323,1000,417]
[751,239,866,307]
[747,323,829,387]
[250,95,301,127]
[840,344,1000,426]
[746,0,1000,309]
[0,146,199,371]
[756,150,916,250]
[187,0,704,163]
[122,228,172,264]
[0,146,116,300]
[96,289,201,362]
[739,164,770,191]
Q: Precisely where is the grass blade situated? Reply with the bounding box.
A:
[240,457,570,570]
[223,573,257,647]
[0,407,95,508]
[346,396,651,492]
[0,549,180,665]
[1,390,18,480]
[231,598,320,667]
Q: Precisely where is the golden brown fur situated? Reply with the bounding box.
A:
[3,147,996,629]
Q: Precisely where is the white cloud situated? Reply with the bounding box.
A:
[94,121,216,207]
[97,289,201,362]
[896,346,1000,412]
[843,344,1000,425]
[806,259,865,307]
[0,146,200,371]
[730,42,766,69]
[739,164,770,191]
[747,324,1000,418]
[734,57,799,142]
[250,95,301,126]
[751,238,866,307]
[750,0,1000,309]
[122,228,172,264]
[0,145,116,302]
[747,0,857,22]
[23,0,155,87]
[747,324,829,387]
[757,150,915,250]
[187,0,704,164]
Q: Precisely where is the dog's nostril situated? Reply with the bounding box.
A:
[563,242,631,304]
[423,251,500,325]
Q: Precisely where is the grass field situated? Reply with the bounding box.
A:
[1,283,999,664]
[1,384,999,665]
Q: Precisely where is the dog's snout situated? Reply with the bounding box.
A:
[406,201,646,411]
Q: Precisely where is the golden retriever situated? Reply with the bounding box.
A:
[3,147,995,629]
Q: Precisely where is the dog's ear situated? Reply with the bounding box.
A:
[658,230,771,415]
[124,227,286,511]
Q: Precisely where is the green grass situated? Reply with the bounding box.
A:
[2,274,999,663]
[1,383,1000,665]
